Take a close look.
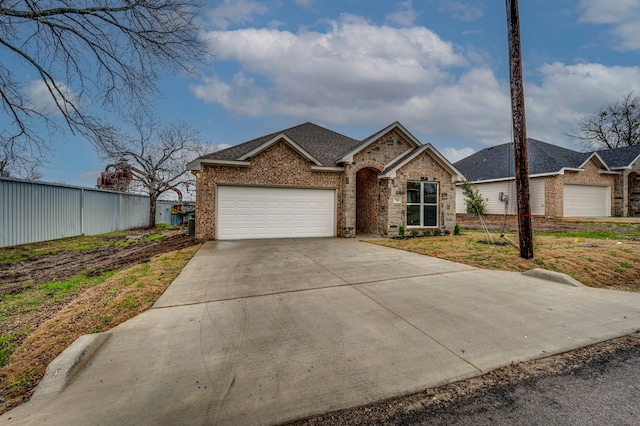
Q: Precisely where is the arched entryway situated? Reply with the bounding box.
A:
[356,168,379,235]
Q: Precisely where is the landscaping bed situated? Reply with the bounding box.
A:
[370,218,640,292]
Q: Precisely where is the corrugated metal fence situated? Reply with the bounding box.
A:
[0,177,171,248]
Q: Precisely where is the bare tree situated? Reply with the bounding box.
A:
[0,0,206,178]
[99,115,214,227]
[0,141,44,180]
[569,91,640,150]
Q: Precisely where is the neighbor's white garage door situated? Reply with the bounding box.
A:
[563,185,610,217]
[217,186,336,240]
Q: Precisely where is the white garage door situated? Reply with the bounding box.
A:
[217,186,336,240]
[563,185,610,217]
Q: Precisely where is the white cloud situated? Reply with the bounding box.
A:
[386,0,419,27]
[26,80,78,116]
[579,0,640,50]
[438,1,484,22]
[207,0,269,30]
[524,62,640,145]
[193,16,491,135]
[442,147,475,163]
[193,13,640,150]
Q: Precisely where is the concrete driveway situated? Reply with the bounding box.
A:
[4,238,640,425]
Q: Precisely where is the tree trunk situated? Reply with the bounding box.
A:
[149,194,157,228]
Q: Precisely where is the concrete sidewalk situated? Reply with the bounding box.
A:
[3,238,640,425]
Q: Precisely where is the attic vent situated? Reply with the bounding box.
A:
[386,139,394,145]
[397,141,402,145]
[373,146,381,151]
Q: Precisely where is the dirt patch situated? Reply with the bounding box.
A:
[0,242,201,414]
[0,229,201,413]
[0,230,198,296]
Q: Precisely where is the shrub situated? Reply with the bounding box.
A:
[454,224,461,235]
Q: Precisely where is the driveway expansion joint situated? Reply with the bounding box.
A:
[350,285,484,375]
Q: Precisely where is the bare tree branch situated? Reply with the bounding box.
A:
[0,0,206,178]
[569,91,640,151]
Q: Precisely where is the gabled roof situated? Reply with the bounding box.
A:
[337,121,421,163]
[188,121,463,180]
[188,122,362,171]
[596,145,640,169]
[454,139,597,182]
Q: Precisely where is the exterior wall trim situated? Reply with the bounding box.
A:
[310,165,345,172]
[187,159,250,171]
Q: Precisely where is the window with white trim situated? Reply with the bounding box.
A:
[407,181,438,227]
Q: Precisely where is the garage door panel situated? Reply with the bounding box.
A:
[563,185,610,217]
[217,186,336,240]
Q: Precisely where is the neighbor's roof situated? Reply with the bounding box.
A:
[596,145,640,169]
[454,139,596,182]
[195,122,362,168]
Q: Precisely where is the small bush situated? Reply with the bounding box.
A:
[459,179,487,216]
[454,224,461,235]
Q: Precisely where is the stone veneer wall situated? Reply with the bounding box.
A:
[195,140,343,239]
[342,130,413,237]
[613,172,626,217]
[385,152,457,236]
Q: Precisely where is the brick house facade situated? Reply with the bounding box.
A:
[187,122,463,240]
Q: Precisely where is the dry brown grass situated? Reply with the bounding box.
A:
[0,245,200,413]
[370,231,640,291]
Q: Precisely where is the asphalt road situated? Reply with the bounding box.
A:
[385,344,640,425]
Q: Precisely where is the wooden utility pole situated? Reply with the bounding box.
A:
[506,0,534,259]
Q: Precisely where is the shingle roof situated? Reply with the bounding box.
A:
[454,139,593,181]
[199,122,362,167]
[596,145,640,169]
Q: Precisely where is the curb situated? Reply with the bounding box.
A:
[522,268,585,287]
[31,333,111,401]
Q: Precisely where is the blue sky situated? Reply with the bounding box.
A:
[19,0,640,186]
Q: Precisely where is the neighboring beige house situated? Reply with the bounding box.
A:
[453,139,617,218]
[187,122,463,240]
